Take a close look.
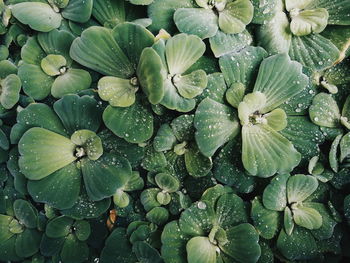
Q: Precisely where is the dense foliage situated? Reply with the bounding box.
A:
[0,0,350,262]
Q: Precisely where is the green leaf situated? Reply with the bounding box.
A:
[141,188,161,211]
[11,2,62,32]
[60,234,89,263]
[213,140,256,193]
[141,146,167,172]
[74,220,91,241]
[41,54,67,76]
[218,0,254,34]
[148,0,195,34]
[133,241,163,263]
[0,74,21,109]
[220,223,261,263]
[309,93,340,128]
[219,46,267,88]
[15,229,41,258]
[307,202,338,240]
[160,79,196,112]
[53,94,102,135]
[13,199,37,229]
[194,98,240,157]
[253,53,308,113]
[289,34,340,71]
[251,0,277,24]
[174,8,218,39]
[155,173,179,193]
[0,60,17,79]
[100,228,137,263]
[137,47,166,104]
[340,132,350,162]
[161,221,188,263]
[61,0,93,23]
[146,207,169,225]
[293,204,322,230]
[18,127,76,180]
[98,76,137,107]
[70,26,133,78]
[280,116,325,165]
[310,0,350,25]
[216,193,247,228]
[257,12,292,54]
[0,236,22,261]
[166,33,206,75]
[251,197,280,239]
[28,163,81,210]
[46,216,73,238]
[112,22,155,69]
[185,143,212,178]
[12,103,67,144]
[18,63,54,100]
[290,8,329,36]
[81,153,131,201]
[179,201,215,236]
[226,83,246,108]
[61,188,110,220]
[186,236,217,263]
[241,124,301,177]
[329,134,342,172]
[284,206,294,235]
[263,173,289,211]
[51,69,92,98]
[277,227,319,261]
[37,29,74,64]
[265,108,287,131]
[0,215,14,243]
[174,70,207,99]
[103,100,154,143]
[113,190,130,208]
[209,29,252,58]
[171,114,195,142]
[153,124,177,152]
[287,174,318,203]
[71,130,103,161]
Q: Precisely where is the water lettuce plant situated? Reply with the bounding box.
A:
[195,51,308,177]
[0,0,349,262]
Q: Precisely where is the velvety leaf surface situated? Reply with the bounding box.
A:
[18,127,76,180]
[11,2,62,32]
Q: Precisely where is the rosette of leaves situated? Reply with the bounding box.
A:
[256,0,349,71]
[10,0,93,32]
[92,0,152,29]
[13,94,132,211]
[149,33,208,112]
[154,114,212,178]
[0,60,21,109]
[112,170,144,209]
[0,199,42,261]
[251,174,337,261]
[0,0,11,35]
[195,50,311,177]
[149,0,253,57]
[40,215,91,263]
[309,92,350,171]
[18,29,92,100]
[101,222,163,263]
[70,22,158,143]
[141,173,180,225]
[161,184,261,263]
